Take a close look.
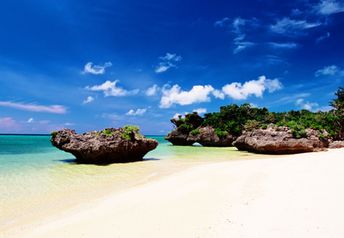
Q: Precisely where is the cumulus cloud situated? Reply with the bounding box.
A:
[155,53,182,73]
[296,98,319,111]
[126,108,147,116]
[27,118,34,123]
[83,96,94,104]
[212,89,225,99]
[86,80,139,97]
[83,62,112,75]
[160,85,214,108]
[0,101,67,114]
[270,17,321,35]
[315,0,344,15]
[193,108,207,114]
[315,65,344,77]
[146,84,160,96]
[222,76,282,100]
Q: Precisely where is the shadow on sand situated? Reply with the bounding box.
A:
[56,157,160,166]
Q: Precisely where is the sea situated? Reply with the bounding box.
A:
[0,134,259,233]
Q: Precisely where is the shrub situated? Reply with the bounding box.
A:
[215,128,229,138]
[102,128,114,136]
[190,128,200,136]
[122,125,140,140]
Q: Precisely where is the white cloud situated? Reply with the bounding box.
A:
[316,32,331,43]
[160,84,214,108]
[315,65,344,77]
[126,108,147,116]
[315,0,344,15]
[27,118,34,123]
[193,108,207,114]
[212,89,225,99]
[155,53,182,73]
[146,84,160,96]
[83,62,112,75]
[268,42,299,49]
[232,18,256,54]
[233,41,255,54]
[0,101,67,114]
[214,17,230,27]
[83,96,94,104]
[270,17,321,35]
[222,75,282,100]
[86,80,139,97]
[296,98,319,111]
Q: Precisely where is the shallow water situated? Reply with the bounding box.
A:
[0,135,261,233]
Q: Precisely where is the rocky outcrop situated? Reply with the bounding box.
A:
[51,127,158,164]
[233,126,329,154]
[329,141,344,149]
[165,126,235,147]
[187,126,235,147]
[165,129,196,146]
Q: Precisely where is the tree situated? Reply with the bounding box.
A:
[330,87,344,139]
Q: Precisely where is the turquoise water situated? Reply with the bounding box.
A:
[0,135,259,232]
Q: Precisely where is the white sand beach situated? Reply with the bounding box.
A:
[7,148,344,238]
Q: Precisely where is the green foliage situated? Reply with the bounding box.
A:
[203,103,271,136]
[285,121,307,139]
[121,125,140,140]
[244,120,260,131]
[178,123,193,134]
[190,128,200,136]
[167,87,344,140]
[51,131,58,137]
[102,128,114,136]
[215,128,229,139]
[172,112,204,134]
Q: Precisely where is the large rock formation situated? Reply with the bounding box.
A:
[233,126,329,154]
[51,127,158,164]
[329,141,344,149]
[165,129,196,146]
[187,126,235,147]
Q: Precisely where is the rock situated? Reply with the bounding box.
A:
[233,126,329,154]
[187,126,235,147]
[165,129,195,146]
[329,141,344,149]
[51,127,158,164]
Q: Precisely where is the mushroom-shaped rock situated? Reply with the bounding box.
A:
[51,126,158,164]
[233,126,329,154]
[165,129,196,146]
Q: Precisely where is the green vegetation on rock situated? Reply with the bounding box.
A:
[122,125,140,140]
[167,87,344,140]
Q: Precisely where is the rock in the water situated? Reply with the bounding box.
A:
[187,126,235,147]
[233,126,329,154]
[329,141,344,149]
[51,127,158,164]
[165,129,196,146]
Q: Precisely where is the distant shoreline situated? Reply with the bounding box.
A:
[0,134,165,137]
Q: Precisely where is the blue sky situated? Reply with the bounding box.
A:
[0,0,343,134]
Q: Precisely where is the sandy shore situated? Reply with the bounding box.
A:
[7,148,344,238]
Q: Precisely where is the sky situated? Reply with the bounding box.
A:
[0,0,343,134]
